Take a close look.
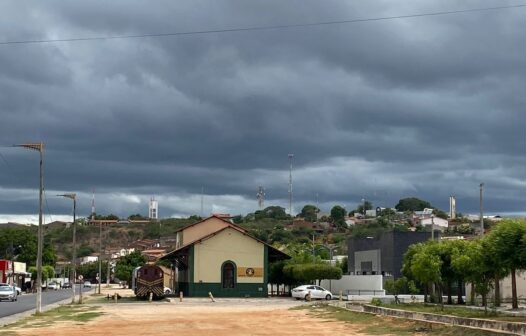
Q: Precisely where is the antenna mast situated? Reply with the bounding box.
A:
[257,186,265,209]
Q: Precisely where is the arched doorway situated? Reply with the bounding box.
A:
[222,261,236,289]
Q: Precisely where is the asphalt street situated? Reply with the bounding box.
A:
[0,285,92,318]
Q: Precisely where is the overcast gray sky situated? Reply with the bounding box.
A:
[1,0,526,223]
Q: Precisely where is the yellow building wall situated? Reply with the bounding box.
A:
[193,228,264,284]
[182,217,230,246]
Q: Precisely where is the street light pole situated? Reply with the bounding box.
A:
[98,220,102,294]
[57,193,76,304]
[480,183,484,236]
[431,214,435,241]
[14,142,44,314]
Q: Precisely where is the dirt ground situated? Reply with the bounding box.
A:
[12,287,369,336]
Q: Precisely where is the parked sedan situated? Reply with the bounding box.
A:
[47,282,59,290]
[291,285,332,300]
[83,281,92,288]
[0,285,18,302]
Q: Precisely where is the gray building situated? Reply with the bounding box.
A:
[347,231,434,279]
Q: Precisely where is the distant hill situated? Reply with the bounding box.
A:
[0,222,31,228]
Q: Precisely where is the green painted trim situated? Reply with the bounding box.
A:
[189,245,194,284]
[264,245,269,285]
[189,282,267,297]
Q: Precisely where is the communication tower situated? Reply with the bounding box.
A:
[449,195,456,219]
[149,197,158,219]
[257,186,265,209]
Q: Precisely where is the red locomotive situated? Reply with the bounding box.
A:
[132,264,165,299]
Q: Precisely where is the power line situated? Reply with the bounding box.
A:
[1,3,525,46]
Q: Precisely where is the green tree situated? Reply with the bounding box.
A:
[255,206,288,220]
[336,257,348,274]
[283,263,342,285]
[384,277,418,304]
[128,214,147,220]
[268,260,296,295]
[395,197,432,212]
[42,265,55,284]
[77,244,95,258]
[115,251,147,287]
[484,219,526,309]
[451,239,494,310]
[300,205,319,222]
[77,261,109,282]
[330,205,346,228]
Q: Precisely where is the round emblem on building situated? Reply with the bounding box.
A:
[246,268,255,277]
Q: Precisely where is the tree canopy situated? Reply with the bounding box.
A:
[255,206,288,220]
[300,205,319,222]
[114,250,147,286]
[395,197,432,212]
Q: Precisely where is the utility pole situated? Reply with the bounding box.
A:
[57,193,76,304]
[316,193,319,222]
[431,214,435,241]
[98,220,102,294]
[288,154,294,217]
[480,183,484,235]
[14,142,44,314]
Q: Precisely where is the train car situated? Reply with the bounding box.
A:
[132,264,165,300]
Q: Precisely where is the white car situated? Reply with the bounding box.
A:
[292,285,332,300]
[0,285,17,302]
[0,283,21,296]
[164,287,172,295]
[47,282,59,290]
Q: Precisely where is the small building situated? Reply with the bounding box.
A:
[78,255,98,265]
[161,216,289,297]
[347,231,433,279]
[0,259,13,283]
[142,249,167,262]
[419,217,448,230]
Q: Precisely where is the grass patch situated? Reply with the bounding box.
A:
[381,303,526,322]
[292,303,516,336]
[86,295,144,304]
[1,304,103,333]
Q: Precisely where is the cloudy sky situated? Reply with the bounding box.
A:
[1,0,526,223]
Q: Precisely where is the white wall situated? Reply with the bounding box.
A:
[320,275,384,294]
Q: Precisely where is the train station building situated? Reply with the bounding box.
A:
[161,216,289,297]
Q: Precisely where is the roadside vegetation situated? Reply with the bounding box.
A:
[397,219,526,311]
[293,303,514,336]
[0,305,102,335]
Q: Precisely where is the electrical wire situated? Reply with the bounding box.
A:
[0,3,525,46]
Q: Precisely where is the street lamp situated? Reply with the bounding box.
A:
[14,142,44,314]
[57,193,77,304]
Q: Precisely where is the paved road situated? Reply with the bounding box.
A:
[0,285,93,318]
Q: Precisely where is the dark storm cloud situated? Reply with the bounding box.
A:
[1,0,526,221]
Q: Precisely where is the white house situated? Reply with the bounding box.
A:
[78,256,98,265]
[419,217,448,230]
